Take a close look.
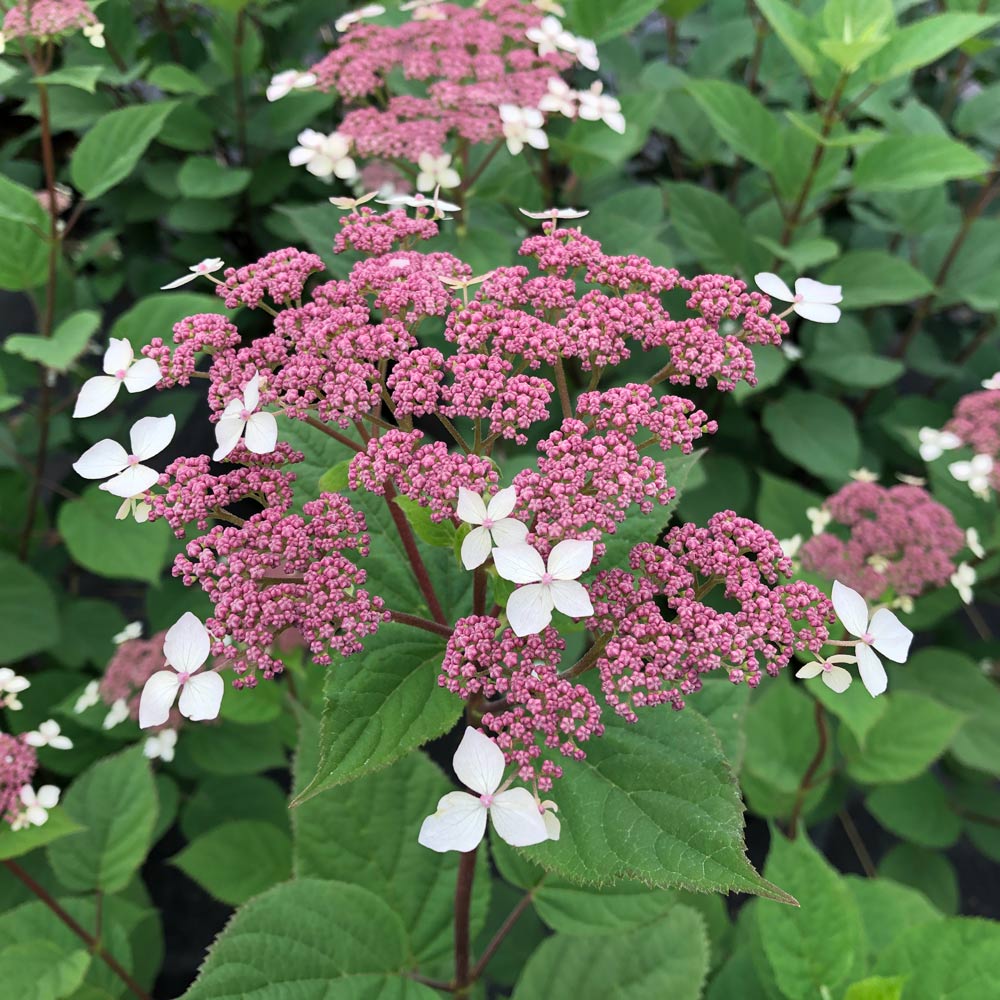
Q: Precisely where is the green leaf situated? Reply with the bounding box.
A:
[853,135,989,192]
[70,101,178,199]
[171,821,292,906]
[812,678,887,748]
[183,721,287,777]
[844,976,905,1000]
[319,460,352,493]
[0,553,60,663]
[0,808,83,860]
[753,0,821,77]
[58,486,173,584]
[53,598,127,669]
[181,775,290,840]
[820,250,933,308]
[0,173,48,227]
[5,310,99,372]
[841,691,963,785]
[865,773,961,849]
[181,880,437,1000]
[685,79,781,171]
[524,706,791,902]
[34,65,104,93]
[0,217,49,290]
[762,390,860,483]
[393,495,456,548]
[755,473,824,540]
[512,906,709,1000]
[109,292,230,351]
[846,876,943,961]
[803,351,904,389]
[0,941,90,1000]
[878,846,958,914]
[47,747,158,893]
[784,112,884,149]
[666,182,762,275]
[177,156,252,199]
[755,233,841,272]
[147,63,212,95]
[755,833,863,1000]
[293,624,460,802]
[565,0,663,41]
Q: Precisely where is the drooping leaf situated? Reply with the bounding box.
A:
[0,554,61,663]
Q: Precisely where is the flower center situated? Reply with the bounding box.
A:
[115,368,127,380]
[479,793,494,808]
[860,632,874,645]
[176,671,190,685]
[239,408,252,421]
[126,454,140,466]
[481,516,495,530]
[540,572,554,585]
[821,661,832,672]
[793,293,804,303]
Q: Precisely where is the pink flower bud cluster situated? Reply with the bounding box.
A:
[2,0,96,41]
[101,631,184,729]
[945,389,1000,466]
[0,733,37,828]
[217,248,325,310]
[143,313,241,389]
[335,207,439,256]
[309,0,576,163]
[800,482,964,600]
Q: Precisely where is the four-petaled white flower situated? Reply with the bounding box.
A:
[537,77,576,118]
[806,505,831,535]
[519,206,589,221]
[493,539,594,637]
[334,3,385,31]
[139,612,224,729]
[754,273,842,324]
[0,668,29,711]
[377,192,462,215]
[525,16,575,56]
[418,728,549,852]
[213,373,278,462]
[949,454,994,497]
[967,527,986,559]
[73,338,162,418]
[329,191,378,210]
[416,153,460,192]
[103,698,130,730]
[161,257,224,290]
[289,130,357,180]
[114,621,143,645]
[832,580,913,697]
[144,729,178,763]
[266,68,317,102]
[577,81,625,134]
[952,563,976,605]
[457,486,529,570]
[82,22,105,48]
[25,719,73,750]
[572,36,599,71]
[918,427,961,463]
[982,372,1000,391]
[11,785,60,831]
[796,654,855,694]
[73,414,175,499]
[73,680,99,714]
[499,105,549,156]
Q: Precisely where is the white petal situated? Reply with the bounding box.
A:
[456,487,488,525]
[73,376,121,418]
[506,583,554,637]
[453,727,506,796]
[795,277,842,304]
[869,608,913,663]
[488,518,529,548]
[25,805,48,826]
[547,538,593,580]
[794,301,841,324]
[138,671,180,729]
[490,788,549,847]
[485,485,517,521]
[101,464,159,498]
[36,785,60,809]
[243,373,261,412]
[123,358,162,393]
[73,438,128,479]
[130,414,176,461]
[542,807,561,841]
[213,415,247,461]
[832,580,870,638]
[163,611,211,673]
[418,791,488,853]
[244,411,277,454]
[754,272,794,302]
[492,543,546,584]
[461,526,493,570]
[160,272,201,290]
[102,337,133,374]
[178,671,224,722]
[795,662,823,679]
[823,665,853,693]
[856,644,887,697]
[49,735,73,750]
[288,145,314,168]
[548,579,593,620]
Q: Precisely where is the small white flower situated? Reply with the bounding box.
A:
[161,257,225,290]
[893,595,915,615]
[11,785,60,830]
[896,473,926,486]
[416,153,460,192]
[518,206,589,221]
[73,680,100,714]
[967,527,985,559]
[139,613,224,729]
[950,454,994,497]
[781,341,803,361]
[537,77,577,118]
[213,373,278,462]
[952,563,976,605]
[143,729,178,762]
[418,728,549,852]
[266,68,318,102]
[377,192,462,215]
[499,105,549,156]
[73,415,175,500]
[334,3,385,31]
[981,372,1000,391]
[115,496,152,523]
[754,273,842,324]
[806,506,831,535]
[831,580,913,697]
[73,338,162,419]
[24,720,73,750]
[534,0,566,15]
[918,427,962,463]
[457,486,529,570]
[849,468,879,482]
[102,699,130,730]
[572,36,600,71]
[779,534,802,560]
[540,799,560,841]
[525,16,575,56]
[493,539,594,637]
[576,81,625,135]
[0,668,29,711]
[796,655,855,694]
[289,129,357,180]
[329,191,379,210]
[113,621,143,645]
[82,22,105,48]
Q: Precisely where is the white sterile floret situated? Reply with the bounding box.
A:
[457,486,529,570]
[161,257,224,290]
[11,785,60,830]
[796,655,855,694]
[576,81,625,134]
[806,506,831,535]
[918,427,962,463]
[138,613,224,729]
[0,668,29,710]
[981,372,1000,390]
[416,153,461,192]
[73,415,175,499]
[114,621,143,645]
[499,105,548,156]
[334,4,385,31]
[493,539,594,637]
[266,69,317,102]
[537,77,577,118]
[82,22,105,48]
[24,719,73,750]
[967,527,986,559]
[754,272,842,324]
[525,15,575,56]
[144,729,178,762]
[377,192,462,214]
[213,373,278,462]
[329,191,379,210]
[952,563,976,605]
[418,728,549,852]
[288,130,357,180]
[73,680,99,714]
[73,338,161,418]
[518,206,589,221]
[103,699,129,730]
[779,534,802,560]
[849,468,879,482]
[949,454,994,497]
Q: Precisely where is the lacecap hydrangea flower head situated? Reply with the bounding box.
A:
[0,0,104,53]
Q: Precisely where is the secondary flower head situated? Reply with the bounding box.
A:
[949,454,994,497]
[266,68,318,102]
[0,668,30,711]
[493,539,594,637]
[416,153,460,192]
[161,257,224,290]
[11,785,59,831]
[418,728,549,852]
[73,338,161,418]
[289,129,357,179]
[213,373,278,461]
[952,562,976,605]
[73,414,176,499]
[832,580,913,697]
[754,272,842,324]
[24,719,73,750]
[499,105,548,155]
[138,613,224,729]
[918,427,962,463]
[457,486,528,570]
[576,81,625,134]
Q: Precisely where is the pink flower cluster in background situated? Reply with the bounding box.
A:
[1,0,103,49]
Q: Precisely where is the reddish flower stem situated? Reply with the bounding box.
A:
[786,699,828,838]
[452,847,478,993]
